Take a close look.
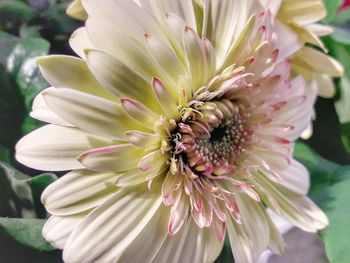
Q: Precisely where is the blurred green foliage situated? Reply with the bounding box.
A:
[0,0,349,263]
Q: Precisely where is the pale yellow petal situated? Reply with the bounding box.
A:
[43,87,143,139]
[293,47,344,77]
[30,89,73,126]
[63,185,163,263]
[84,49,163,113]
[43,214,85,249]
[78,144,144,172]
[66,0,88,21]
[37,55,115,100]
[69,27,93,59]
[152,218,223,263]
[16,125,111,171]
[41,169,119,215]
[278,0,327,26]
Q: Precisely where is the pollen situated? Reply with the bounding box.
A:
[173,100,252,177]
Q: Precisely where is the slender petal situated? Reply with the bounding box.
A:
[43,214,85,249]
[42,88,143,139]
[30,89,73,126]
[278,160,310,195]
[37,55,115,100]
[152,218,223,263]
[85,49,163,113]
[227,219,254,263]
[78,144,144,172]
[41,169,119,215]
[69,27,93,59]
[16,125,111,171]
[63,185,163,263]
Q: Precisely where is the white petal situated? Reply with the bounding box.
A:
[121,98,159,130]
[30,90,73,126]
[168,191,189,235]
[256,176,328,233]
[307,23,333,37]
[279,160,310,195]
[220,15,256,71]
[41,169,119,215]
[42,88,143,139]
[293,47,344,77]
[227,219,254,263]
[16,125,110,171]
[275,21,303,62]
[115,168,165,187]
[203,0,258,65]
[78,144,144,172]
[145,33,186,91]
[265,213,285,254]
[43,214,85,249]
[315,74,336,98]
[85,49,163,113]
[152,218,223,263]
[183,26,213,88]
[83,0,165,44]
[63,185,163,263]
[85,16,157,81]
[138,149,169,172]
[279,0,326,26]
[152,77,179,118]
[139,0,197,31]
[37,55,114,100]
[236,194,270,257]
[126,130,160,150]
[117,205,169,263]
[69,27,93,59]
[259,0,282,17]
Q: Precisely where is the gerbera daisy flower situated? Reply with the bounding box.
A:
[16,1,329,262]
[260,0,343,98]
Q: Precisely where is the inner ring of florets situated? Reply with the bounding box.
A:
[171,99,252,177]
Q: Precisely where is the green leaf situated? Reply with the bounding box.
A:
[335,78,350,155]
[0,218,54,251]
[294,143,350,262]
[215,235,234,263]
[340,123,350,154]
[0,33,50,150]
[0,2,37,30]
[322,37,350,157]
[323,0,343,23]
[320,166,350,263]
[0,31,19,65]
[0,63,26,152]
[336,77,350,124]
[22,115,43,135]
[0,146,10,164]
[19,24,42,39]
[330,7,350,26]
[294,143,339,198]
[6,38,50,110]
[0,162,57,218]
[43,2,81,34]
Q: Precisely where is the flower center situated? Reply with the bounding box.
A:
[172,99,252,177]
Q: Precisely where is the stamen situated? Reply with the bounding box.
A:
[172,99,251,178]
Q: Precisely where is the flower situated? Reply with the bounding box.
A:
[338,0,350,12]
[260,0,344,98]
[16,1,329,262]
